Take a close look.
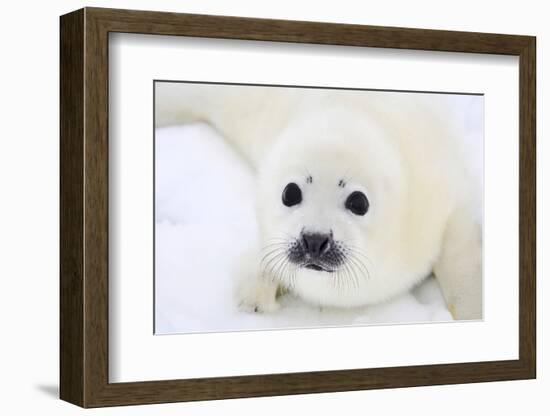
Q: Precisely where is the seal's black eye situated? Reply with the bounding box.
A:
[282,183,302,207]
[345,191,369,216]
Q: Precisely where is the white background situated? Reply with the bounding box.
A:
[0,0,546,414]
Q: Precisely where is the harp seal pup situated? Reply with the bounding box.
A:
[156,83,482,320]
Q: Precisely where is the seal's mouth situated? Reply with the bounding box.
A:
[304,263,335,273]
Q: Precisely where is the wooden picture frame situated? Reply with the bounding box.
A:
[60,7,536,408]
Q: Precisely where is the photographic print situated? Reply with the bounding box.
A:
[154,82,483,335]
[61,9,536,406]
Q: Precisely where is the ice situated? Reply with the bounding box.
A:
[154,121,458,334]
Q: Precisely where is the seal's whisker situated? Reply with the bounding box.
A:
[346,255,360,290]
[334,266,342,291]
[348,259,359,291]
[288,263,298,290]
[281,258,297,289]
[264,250,286,273]
[346,252,371,281]
[274,256,290,285]
[282,259,296,289]
[333,253,348,291]
[260,242,289,253]
[260,248,285,267]
[340,255,354,292]
[263,238,291,245]
[346,245,375,267]
[261,251,286,278]
[341,261,352,292]
[268,252,290,283]
[334,251,356,291]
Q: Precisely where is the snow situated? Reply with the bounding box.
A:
[154,122,457,335]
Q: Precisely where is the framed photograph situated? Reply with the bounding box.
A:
[60,7,536,407]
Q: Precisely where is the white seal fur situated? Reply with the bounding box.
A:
[156,83,482,320]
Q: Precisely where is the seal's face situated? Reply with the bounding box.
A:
[282,180,369,274]
[256,109,407,307]
[258,166,375,300]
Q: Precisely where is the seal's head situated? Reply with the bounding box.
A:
[256,107,416,307]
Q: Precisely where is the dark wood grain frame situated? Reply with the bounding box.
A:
[60,7,536,408]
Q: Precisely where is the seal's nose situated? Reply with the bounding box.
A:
[301,232,332,258]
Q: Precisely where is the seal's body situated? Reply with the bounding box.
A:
[156,83,482,320]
